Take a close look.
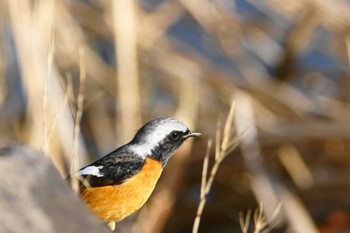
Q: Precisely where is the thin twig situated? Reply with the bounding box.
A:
[239,203,282,233]
[192,139,212,233]
[71,47,86,194]
[192,101,240,233]
[239,209,252,233]
[222,102,235,151]
[215,120,221,161]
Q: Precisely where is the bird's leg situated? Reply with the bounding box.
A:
[107,221,116,231]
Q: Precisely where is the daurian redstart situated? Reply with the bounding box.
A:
[69,117,200,230]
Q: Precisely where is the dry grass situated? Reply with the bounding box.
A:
[239,204,282,233]
[192,102,241,233]
[2,0,350,232]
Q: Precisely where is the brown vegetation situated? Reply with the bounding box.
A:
[1,0,350,232]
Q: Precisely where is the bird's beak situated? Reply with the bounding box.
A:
[183,131,202,139]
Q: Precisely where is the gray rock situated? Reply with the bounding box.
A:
[0,145,111,233]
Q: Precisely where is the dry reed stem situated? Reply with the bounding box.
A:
[70,47,86,194]
[8,0,52,148]
[346,35,350,66]
[0,8,5,110]
[278,145,314,189]
[222,103,235,151]
[113,0,141,142]
[215,120,221,161]
[8,0,86,175]
[192,101,241,233]
[0,64,5,107]
[239,204,282,233]
[192,139,212,233]
[239,209,252,233]
[279,187,319,233]
[41,31,56,156]
[45,87,69,143]
[255,203,282,233]
[200,140,211,201]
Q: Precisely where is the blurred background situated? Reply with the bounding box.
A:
[1,0,350,232]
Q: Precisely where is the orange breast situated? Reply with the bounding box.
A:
[80,157,162,222]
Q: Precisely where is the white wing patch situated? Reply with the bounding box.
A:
[79,166,104,177]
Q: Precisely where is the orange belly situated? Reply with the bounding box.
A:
[80,157,162,222]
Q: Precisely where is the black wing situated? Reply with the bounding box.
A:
[68,150,145,188]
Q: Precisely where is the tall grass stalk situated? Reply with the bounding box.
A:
[113,0,141,142]
[192,102,241,233]
[70,47,86,194]
[41,31,56,156]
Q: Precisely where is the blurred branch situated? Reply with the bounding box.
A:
[234,90,319,233]
[268,0,350,32]
[259,121,350,145]
[139,0,185,50]
[273,5,318,81]
[278,145,314,190]
[177,0,242,57]
[55,1,115,94]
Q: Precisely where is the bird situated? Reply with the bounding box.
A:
[69,116,201,230]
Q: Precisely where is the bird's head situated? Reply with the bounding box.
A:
[128,117,201,166]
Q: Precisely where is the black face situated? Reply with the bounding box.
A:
[150,129,191,166]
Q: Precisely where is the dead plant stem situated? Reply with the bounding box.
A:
[192,102,238,233]
[42,31,56,156]
[71,47,86,194]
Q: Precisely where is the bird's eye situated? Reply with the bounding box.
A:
[170,131,181,140]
